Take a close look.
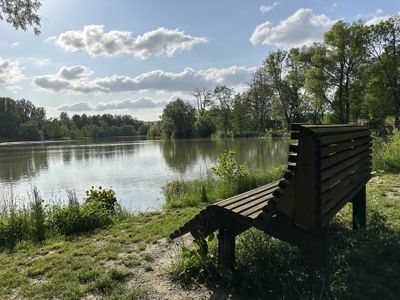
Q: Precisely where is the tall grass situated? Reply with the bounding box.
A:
[163,167,285,209]
[372,130,400,172]
[0,186,121,249]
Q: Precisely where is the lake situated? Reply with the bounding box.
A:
[0,137,289,211]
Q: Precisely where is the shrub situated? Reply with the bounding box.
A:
[211,150,248,181]
[85,186,118,213]
[372,130,400,172]
[48,188,115,236]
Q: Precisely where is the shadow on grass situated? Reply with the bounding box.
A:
[169,209,400,299]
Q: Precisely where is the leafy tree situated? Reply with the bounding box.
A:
[192,88,212,116]
[302,21,367,123]
[366,15,400,128]
[161,99,196,138]
[212,86,235,135]
[0,0,42,34]
[264,48,308,126]
[246,69,275,132]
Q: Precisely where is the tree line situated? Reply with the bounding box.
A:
[149,16,400,138]
[0,97,148,141]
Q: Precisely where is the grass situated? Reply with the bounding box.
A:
[163,167,285,209]
[168,173,400,299]
[0,208,199,299]
[372,130,400,172]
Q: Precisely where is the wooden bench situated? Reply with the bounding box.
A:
[170,124,372,293]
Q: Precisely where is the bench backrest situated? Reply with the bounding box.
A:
[274,124,372,229]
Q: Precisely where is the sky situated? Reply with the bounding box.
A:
[0,0,398,121]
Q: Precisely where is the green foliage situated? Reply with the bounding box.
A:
[161,99,196,138]
[212,150,248,181]
[169,235,219,286]
[30,188,46,242]
[194,114,216,138]
[0,187,120,248]
[0,97,148,141]
[48,187,117,236]
[163,163,284,209]
[146,121,163,139]
[372,130,400,172]
[85,186,118,213]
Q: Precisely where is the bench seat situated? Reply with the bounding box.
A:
[170,180,281,239]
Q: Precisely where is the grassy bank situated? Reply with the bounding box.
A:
[168,174,400,298]
[0,135,399,299]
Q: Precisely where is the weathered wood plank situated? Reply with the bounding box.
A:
[233,194,274,215]
[308,126,368,136]
[320,152,371,181]
[321,170,370,217]
[216,181,280,207]
[320,158,370,192]
[319,137,371,157]
[319,144,371,170]
[317,130,369,145]
[321,167,371,206]
[321,176,370,227]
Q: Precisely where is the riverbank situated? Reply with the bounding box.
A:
[0,172,399,299]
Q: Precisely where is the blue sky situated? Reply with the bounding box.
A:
[0,0,398,120]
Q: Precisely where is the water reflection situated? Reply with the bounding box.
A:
[0,137,288,211]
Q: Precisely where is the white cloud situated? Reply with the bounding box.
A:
[44,36,57,43]
[260,2,280,14]
[0,58,24,89]
[57,102,92,112]
[33,65,256,94]
[57,97,167,112]
[250,8,337,48]
[55,25,207,59]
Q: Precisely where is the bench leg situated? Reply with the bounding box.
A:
[352,186,366,230]
[218,225,236,268]
[307,226,331,299]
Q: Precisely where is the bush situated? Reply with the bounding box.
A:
[48,187,116,236]
[85,186,119,213]
[372,130,400,172]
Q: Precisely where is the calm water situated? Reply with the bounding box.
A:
[0,137,288,211]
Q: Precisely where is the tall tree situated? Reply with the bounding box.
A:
[246,69,274,132]
[0,0,42,34]
[161,99,196,138]
[212,85,235,135]
[264,48,308,126]
[302,20,367,123]
[366,15,400,128]
[192,88,212,116]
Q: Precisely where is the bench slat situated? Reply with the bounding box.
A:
[319,157,371,192]
[321,175,371,227]
[307,126,368,136]
[320,151,371,181]
[319,143,371,170]
[216,181,279,207]
[223,189,277,211]
[319,137,371,157]
[321,167,371,206]
[233,194,275,215]
[317,130,369,146]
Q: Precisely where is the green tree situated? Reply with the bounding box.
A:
[366,15,400,128]
[0,0,42,34]
[212,85,235,135]
[302,21,367,123]
[161,99,196,138]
